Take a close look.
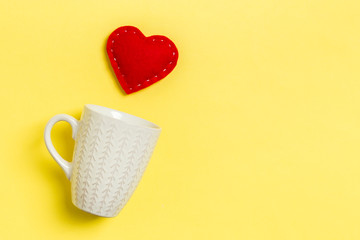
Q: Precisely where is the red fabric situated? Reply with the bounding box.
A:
[106,26,178,94]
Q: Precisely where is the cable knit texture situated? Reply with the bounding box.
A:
[70,109,160,217]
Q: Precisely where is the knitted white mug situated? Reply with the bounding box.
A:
[44,104,161,217]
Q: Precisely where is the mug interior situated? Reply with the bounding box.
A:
[85,104,160,130]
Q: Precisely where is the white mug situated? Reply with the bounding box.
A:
[44,104,161,217]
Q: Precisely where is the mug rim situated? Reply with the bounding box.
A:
[85,104,161,131]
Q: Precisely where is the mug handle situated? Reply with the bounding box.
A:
[44,114,78,180]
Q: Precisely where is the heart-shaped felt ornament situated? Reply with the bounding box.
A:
[106,26,178,94]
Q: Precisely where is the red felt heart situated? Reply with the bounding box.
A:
[106,26,178,94]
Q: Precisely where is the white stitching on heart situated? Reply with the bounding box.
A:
[109,29,177,91]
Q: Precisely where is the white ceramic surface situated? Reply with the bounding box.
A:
[44,104,161,217]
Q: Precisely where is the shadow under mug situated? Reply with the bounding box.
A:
[44,104,161,217]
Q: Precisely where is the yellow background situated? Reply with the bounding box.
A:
[1,0,360,239]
